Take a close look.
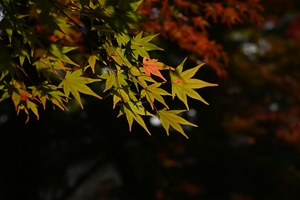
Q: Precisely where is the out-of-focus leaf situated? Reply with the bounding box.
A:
[49,39,79,67]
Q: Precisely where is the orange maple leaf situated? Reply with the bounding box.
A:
[143,57,167,82]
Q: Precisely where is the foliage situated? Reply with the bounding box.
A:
[0,0,217,137]
[3,0,300,200]
[138,0,264,77]
[222,0,300,149]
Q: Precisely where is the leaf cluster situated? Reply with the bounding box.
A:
[0,0,217,137]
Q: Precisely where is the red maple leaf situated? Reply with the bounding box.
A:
[143,57,167,82]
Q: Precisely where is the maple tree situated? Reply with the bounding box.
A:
[2,0,300,200]
[138,0,264,78]
[0,0,217,137]
[221,0,300,148]
[130,0,300,199]
[136,0,300,147]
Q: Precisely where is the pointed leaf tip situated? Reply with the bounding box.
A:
[170,59,218,109]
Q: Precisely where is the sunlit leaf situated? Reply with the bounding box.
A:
[0,80,39,122]
[59,70,102,108]
[29,82,68,110]
[87,52,103,73]
[170,58,217,109]
[118,101,154,135]
[143,57,167,82]
[131,32,163,58]
[157,109,197,138]
[141,83,171,109]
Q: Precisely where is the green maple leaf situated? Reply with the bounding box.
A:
[18,99,39,124]
[111,85,138,109]
[49,39,79,67]
[87,51,103,73]
[170,58,218,110]
[12,47,31,67]
[128,66,156,89]
[157,109,197,139]
[141,83,171,110]
[100,70,128,93]
[34,57,68,81]
[0,80,39,123]
[118,101,154,135]
[59,70,101,108]
[116,32,131,46]
[29,82,68,111]
[131,31,163,59]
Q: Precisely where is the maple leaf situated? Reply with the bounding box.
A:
[33,57,68,81]
[111,86,138,109]
[192,16,211,31]
[170,58,218,110]
[59,70,102,108]
[157,109,197,138]
[128,66,156,89]
[87,51,103,73]
[0,80,39,123]
[131,31,163,59]
[248,0,264,12]
[29,82,68,111]
[143,57,173,82]
[49,39,79,67]
[247,9,264,25]
[99,70,129,93]
[221,7,243,28]
[204,3,224,23]
[141,83,171,110]
[117,101,154,135]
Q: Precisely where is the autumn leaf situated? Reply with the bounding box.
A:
[1,0,229,134]
[192,16,211,31]
[29,82,68,110]
[99,70,128,93]
[59,70,102,108]
[170,58,218,110]
[12,47,31,67]
[204,3,224,23]
[157,109,197,138]
[221,7,243,28]
[34,57,67,81]
[128,66,157,89]
[0,80,39,123]
[141,83,171,109]
[20,100,39,123]
[87,52,103,73]
[131,31,163,58]
[111,86,138,109]
[117,101,154,135]
[143,57,172,82]
[49,39,79,67]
